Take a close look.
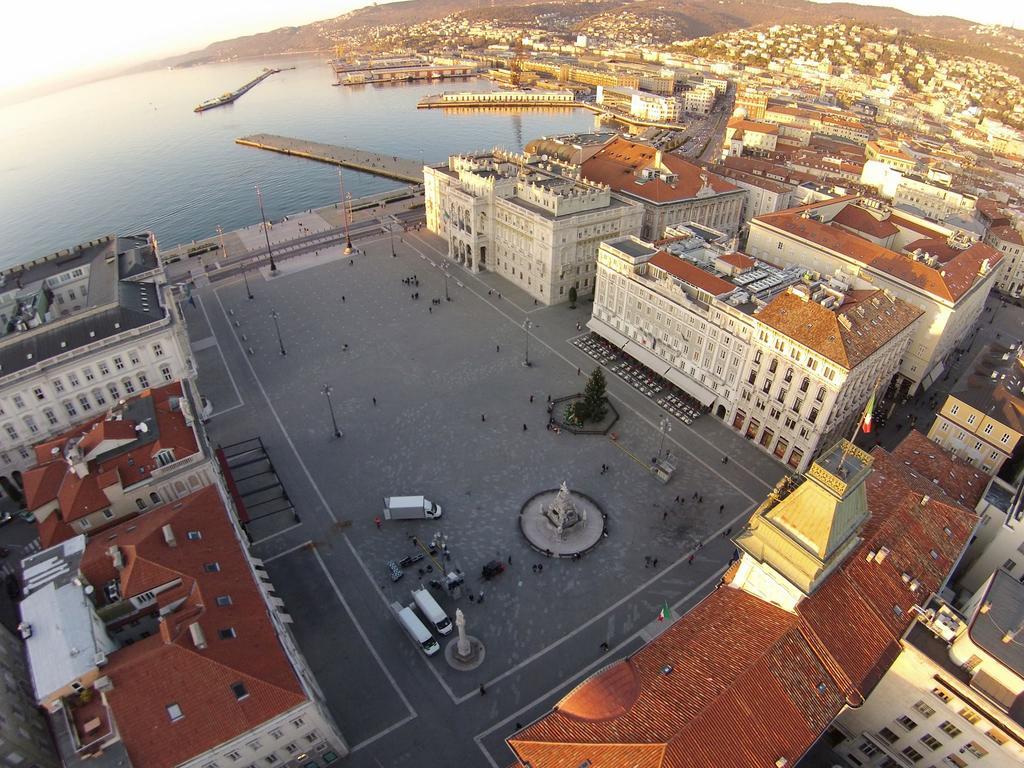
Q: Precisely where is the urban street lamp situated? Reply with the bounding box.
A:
[254,185,278,273]
[220,225,253,300]
[657,415,672,463]
[322,384,342,438]
[338,170,354,254]
[443,268,450,302]
[269,310,286,356]
[522,320,534,368]
[388,220,397,258]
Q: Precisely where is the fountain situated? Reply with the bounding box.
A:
[519,481,606,557]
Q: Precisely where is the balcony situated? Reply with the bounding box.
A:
[63,692,118,757]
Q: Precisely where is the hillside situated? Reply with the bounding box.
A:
[159,0,1009,67]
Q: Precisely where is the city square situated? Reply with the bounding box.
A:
[182,216,788,765]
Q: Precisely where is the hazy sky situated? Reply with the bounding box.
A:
[0,0,1013,95]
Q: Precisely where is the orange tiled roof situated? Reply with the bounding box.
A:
[727,118,778,135]
[507,435,977,768]
[580,137,738,205]
[886,429,988,507]
[79,487,307,768]
[25,382,200,525]
[755,288,922,369]
[904,237,961,264]
[755,201,1002,303]
[832,204,899,239]
[989,225,1024,246]
[648,251,735,296]
[718,252,756,270]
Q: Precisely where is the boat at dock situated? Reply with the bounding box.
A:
[194,67,292,113]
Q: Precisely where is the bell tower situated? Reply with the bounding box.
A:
[732,440,873,612]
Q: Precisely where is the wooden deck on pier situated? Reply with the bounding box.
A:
[235,134,424,183]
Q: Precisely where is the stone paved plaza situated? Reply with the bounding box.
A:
[183,214,788,766]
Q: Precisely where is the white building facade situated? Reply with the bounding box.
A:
[425,152,643,305]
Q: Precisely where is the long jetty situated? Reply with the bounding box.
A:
[236,134,424,183]
[195,68,288,113]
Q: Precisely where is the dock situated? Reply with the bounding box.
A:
[194,68,291,113]
[235,134,424,183]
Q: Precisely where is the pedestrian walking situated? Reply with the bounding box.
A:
[652,558,658,568]
[342,295,346,302]
[529,394,534,403]
[537,563,543,572]
[532,564,537,573]
[600,642,609,652]
[662,510,668,521]
[722,456,728,464]
[698,495,703,504]
[687,554,694,565]
[481,414,486,422]
[719,504,725,513]
[644,556,651,568]
[507,555,512,565]
[496,344,500,353]
[547,394,551,403]
[724,527,732,536]
[372,397,377,406]
[577,367,581,376]
[374,516,382,529]
[675,495,680,503]
[428,306,432,313]
[693,492,698,500]
[523,423,528,431]
[479,684,486,696]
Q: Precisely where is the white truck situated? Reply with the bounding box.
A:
[411,587,453,636]
[383,495,442,521]
[391,601,440,656]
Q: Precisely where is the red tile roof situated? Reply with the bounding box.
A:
[755,200,1003,303]
[717,252,756,271]
[904,237,961,264]
[581,137,738,205]
[507,434,978,768]
[648,251,736,296]
[989,225,1024,246]
[79,486,307,768]
[23,382,200,539]
[832,204,900,239]
[755,288,922,369]
[727,118,778,135]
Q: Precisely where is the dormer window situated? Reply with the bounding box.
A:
[155,449,176,467]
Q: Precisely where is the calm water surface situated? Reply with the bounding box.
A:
[0,58,599,266]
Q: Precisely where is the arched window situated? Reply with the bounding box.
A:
[136,498,146,511]
[150,492,160,504]
[800,377,810,393]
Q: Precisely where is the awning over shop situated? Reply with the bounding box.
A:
[661,366,718,407]
[623,341,672,377]
[586,317,628,348]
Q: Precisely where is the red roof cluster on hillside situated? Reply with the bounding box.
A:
[22,382,200,546]
[79,486,307,768]
[506,432,978,768]
[581,137,738,204]
[755,199,1001,303]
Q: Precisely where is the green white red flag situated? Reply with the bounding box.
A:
[657,601,670,622]
[861,391,876,433]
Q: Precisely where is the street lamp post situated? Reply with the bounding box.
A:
[388,220,396,257]
[657,415,672,463]
[269,310,286,356]
[220,225,253,300]
[443,269,450,301]
[338,170,354,254]
[322,384,342,438]
[522,320,533,368]
[254,185,278,273]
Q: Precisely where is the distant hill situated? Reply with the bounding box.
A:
[157,0,1009,68]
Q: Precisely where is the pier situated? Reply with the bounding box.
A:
[194,68,291,113]
[235,134,424,183]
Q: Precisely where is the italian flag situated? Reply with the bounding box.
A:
[657,601,671,622]
[861,392,875,434]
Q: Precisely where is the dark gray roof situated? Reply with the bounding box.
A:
[970,569,1024,678]
[0,282,164,378]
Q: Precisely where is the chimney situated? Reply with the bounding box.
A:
[189,622,207,650]
[108,545,124,570]
[162,524,177,548]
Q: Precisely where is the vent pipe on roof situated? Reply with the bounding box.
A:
[162,524,177,548]
[189,622,207,650]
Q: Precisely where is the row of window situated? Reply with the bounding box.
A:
[1,343,166,415]
[1,367,174,446]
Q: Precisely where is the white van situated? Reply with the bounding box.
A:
[383,495,442,520]
[411,587,453,636]
[392,601,440,656]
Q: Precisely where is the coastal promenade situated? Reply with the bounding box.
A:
[236,134,424,182]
